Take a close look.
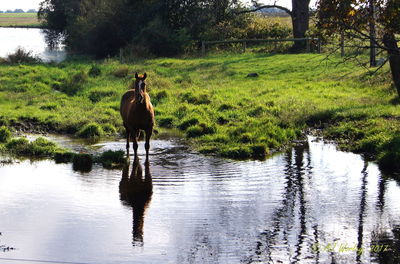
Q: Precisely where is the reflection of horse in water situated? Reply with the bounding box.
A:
[119,157,153,246]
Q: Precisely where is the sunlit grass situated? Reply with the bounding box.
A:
[0,52,399,171]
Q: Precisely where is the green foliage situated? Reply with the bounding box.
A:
[39,0,249,57]
[76,123,104,138]
[0,126,11,143]
[98,150,126,169]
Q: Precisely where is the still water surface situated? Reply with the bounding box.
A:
[0,28,66,62]
[0,137,399,263]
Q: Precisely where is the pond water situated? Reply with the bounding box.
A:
[0,27,66,62]
[0,137,399,264]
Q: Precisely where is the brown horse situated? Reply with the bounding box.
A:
[120,73,155,158]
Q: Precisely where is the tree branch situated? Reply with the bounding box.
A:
[238,4,292,17]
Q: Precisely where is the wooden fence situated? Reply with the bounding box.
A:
[201,38,321,56]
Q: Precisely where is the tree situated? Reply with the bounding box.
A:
[13,9,25,13]
[241,0,311,51]
[38,0,247,57]
[316,0,400,97]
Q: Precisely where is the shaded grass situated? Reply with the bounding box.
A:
[0,129,126,171]
[0,53,399,173]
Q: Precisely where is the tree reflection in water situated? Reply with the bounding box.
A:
[243,139,400,264]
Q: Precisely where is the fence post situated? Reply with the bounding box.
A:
[340,32,345,57]
[274,40,277,52]
[317,38,321,53]
[242,41,246,53]
[306,38,311,53]
[201,41,206,56]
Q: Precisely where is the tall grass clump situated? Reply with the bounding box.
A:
[76,123,104,138]
[5,137,63,157]
[5,48,41,64]
[57,71,88,96]
[0,126,11,143]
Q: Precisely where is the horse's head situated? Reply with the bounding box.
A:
[134,72,147,103]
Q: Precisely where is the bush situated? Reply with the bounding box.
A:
[77,123,104,138]
[0,126,11,143]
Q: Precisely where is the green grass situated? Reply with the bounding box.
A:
[0,53,399,172]
[0,13,41,27]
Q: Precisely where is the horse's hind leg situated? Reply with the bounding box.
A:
[145,128,152,160]
[125,128,130,158]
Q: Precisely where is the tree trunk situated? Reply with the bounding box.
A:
[291,0,310,51]
[383,32,400,97]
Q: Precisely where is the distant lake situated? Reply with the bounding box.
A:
[0,27,66,62]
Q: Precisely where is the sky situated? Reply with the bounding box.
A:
[0,0,318,12]
[0,0,42,11]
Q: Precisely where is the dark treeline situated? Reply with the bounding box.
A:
[38,0,250,57]
[0,9,37,13]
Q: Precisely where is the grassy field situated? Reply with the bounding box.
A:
[0,53,399,172]
[0,13,40,27]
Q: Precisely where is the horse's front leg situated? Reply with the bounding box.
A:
[145,128,152,160]
[133,129,140,158]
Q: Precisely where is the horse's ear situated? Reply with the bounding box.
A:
[135,72,139,79]
[143,73,147,80]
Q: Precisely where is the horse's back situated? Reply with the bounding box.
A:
[120,90,135,123]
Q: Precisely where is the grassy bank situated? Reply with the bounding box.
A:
[0,13,41,27]
[0,53,399,172]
